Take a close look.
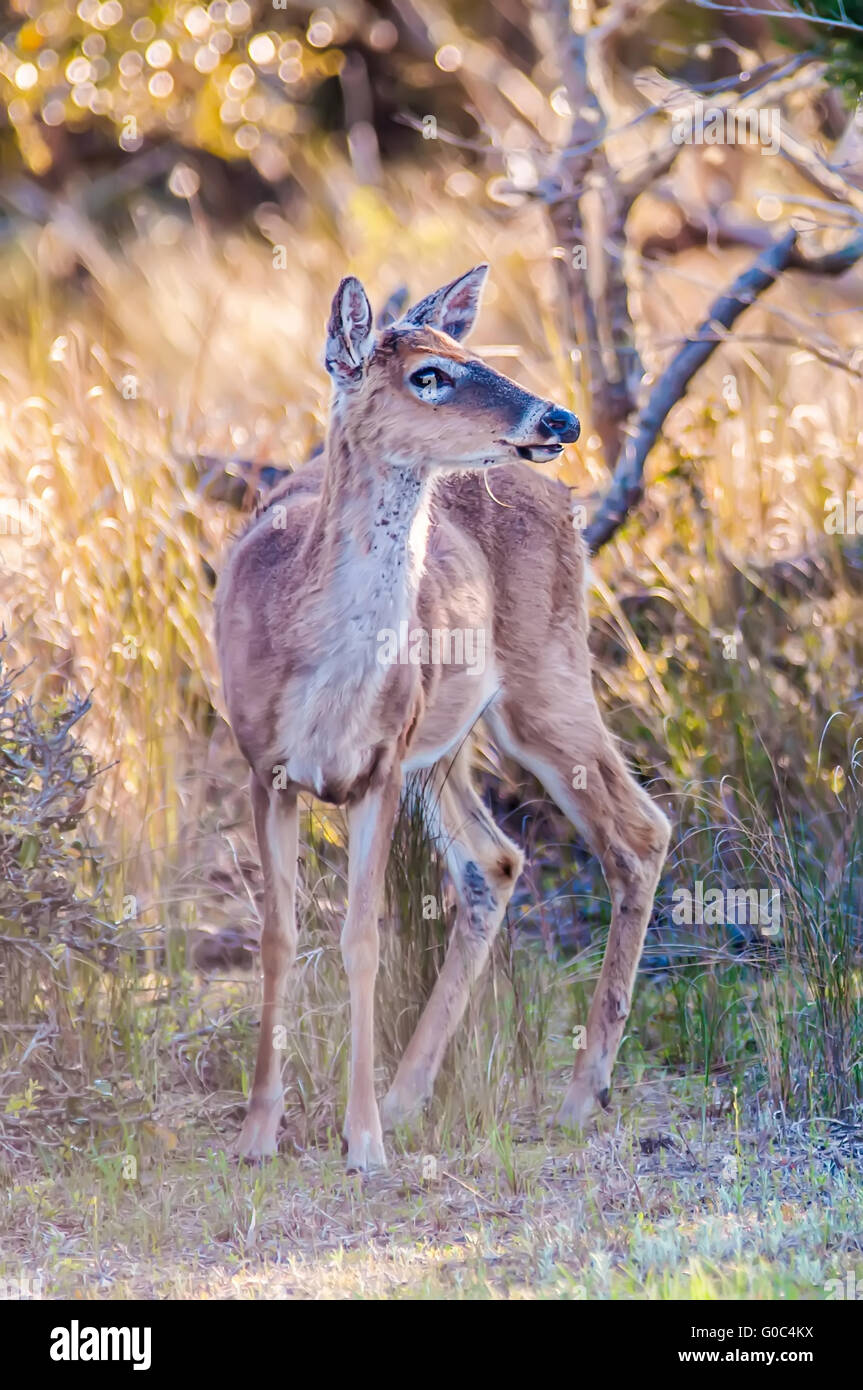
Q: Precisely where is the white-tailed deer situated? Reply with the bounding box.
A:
[216,266,670,1171]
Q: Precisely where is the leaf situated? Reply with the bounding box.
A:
[141,1122,179,1152]
[18,835,40,869]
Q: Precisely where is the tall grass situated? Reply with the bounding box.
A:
[0,162,861,1168]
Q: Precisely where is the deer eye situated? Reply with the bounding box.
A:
[409,366,455,394]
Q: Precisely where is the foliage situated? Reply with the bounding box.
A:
[0,644,102,940]
[0,648,142,1158]
[0,0,861,1298]
[805,1,863,89]
[2,1,341,178]
[0,0,501,192]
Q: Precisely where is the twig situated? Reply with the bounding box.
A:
[776,118,863,217]
[622,52,820,204]
[686,0,863,30]
[440,1168,513,1217]
[583,227,863,553]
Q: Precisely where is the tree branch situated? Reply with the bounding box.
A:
[641,196,862,262]
[776,116,863,216]
[621,52,819,205]
[686,0,863,31]
[546,0,651,468]
[583,227,863,553]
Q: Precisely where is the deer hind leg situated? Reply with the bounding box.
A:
[381,748,524,1131]
[237,774,299,1161]
[342,766,403,1172]
[486,698,670,1129]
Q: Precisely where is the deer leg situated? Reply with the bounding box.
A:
[381,751,523,1130]
[236,775,299,1161]
[487,703,670,1129]
[342,767,402,1172]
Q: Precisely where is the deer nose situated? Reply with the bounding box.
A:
[539,405,580,443]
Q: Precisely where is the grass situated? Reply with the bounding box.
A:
[0,157,861,1298]
[3,1097,861,1299]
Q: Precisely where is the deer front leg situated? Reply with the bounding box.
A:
[342,767,402,1172]
[237,776,299,1161]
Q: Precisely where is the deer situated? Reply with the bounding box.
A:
[215,265,671,1172]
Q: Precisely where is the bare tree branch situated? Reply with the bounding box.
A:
[544,36,818,474]
[545,1,605,428]
[641,194,862,260]
[583,227,863,553]
[621,52,819,204]
[546,0,654,469]
[776,117,863,215]
[654,331,862,374]
[392,0,556,141]
[686,0,863,31]
[593,0,671,42]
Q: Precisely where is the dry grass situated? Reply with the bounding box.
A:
[3,1091,861,1299]
[1,158,862,1299]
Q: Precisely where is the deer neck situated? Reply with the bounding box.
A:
[310,416,432,644]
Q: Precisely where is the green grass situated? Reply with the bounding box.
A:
[2,1098,861,1299]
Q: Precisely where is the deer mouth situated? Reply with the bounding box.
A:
[513,442,563,463]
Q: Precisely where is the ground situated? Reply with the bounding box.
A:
[4,1071,861,1301]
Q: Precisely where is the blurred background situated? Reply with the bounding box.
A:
[0,0,862,1259]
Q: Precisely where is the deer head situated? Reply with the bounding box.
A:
[324,266,580,470]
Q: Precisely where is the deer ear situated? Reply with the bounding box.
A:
[401,264,488,341]
[325,277,373,383]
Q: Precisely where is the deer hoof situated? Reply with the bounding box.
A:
[345,1128,388,1174]
[235,1098,282,1162]
[380,1085,426,1133]
[557,1076,608,1131]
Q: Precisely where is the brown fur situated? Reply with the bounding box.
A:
[215,270,670,1169]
